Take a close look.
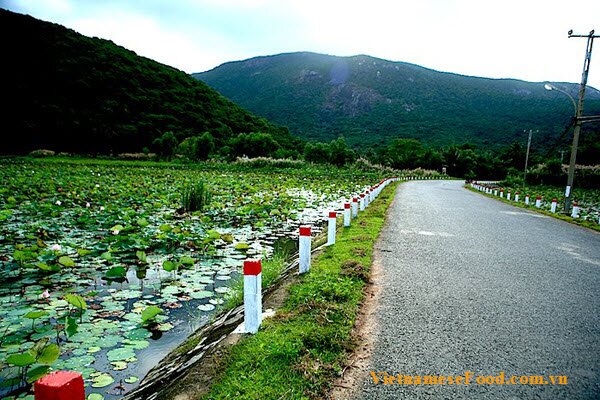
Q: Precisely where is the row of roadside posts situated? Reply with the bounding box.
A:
[242,176,400,334]
[470,182,581,218]
[35,174,453,399]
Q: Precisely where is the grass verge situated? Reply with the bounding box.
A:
[200,182,398,400]
[466,186,600,232]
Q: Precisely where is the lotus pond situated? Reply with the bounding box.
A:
[0,158,381,399]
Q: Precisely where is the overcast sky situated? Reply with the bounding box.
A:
[3,0,600,90]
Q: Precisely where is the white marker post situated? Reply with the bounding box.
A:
[535,196,541,208]
[525,194,530,205]
[243,259,262,334]
[500,189,504,198]
[299,226,311,274]
[507,191,511,201]
[352,197,358,218]
[327,211,337,245]
[343,203,351,227]
[494,189,498,196]
[364,190,370,207]
[571,202,579,218]
[551,198,557,213]
[515,192,520,202]
[359,194,365,211]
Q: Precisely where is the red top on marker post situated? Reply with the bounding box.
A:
[352,197,358,202]
[299,226,311,236]
[329,211,337,218]
[34,371,85,400]
[344,203,350,209]
[360,194,365,198]
[243,259,262,276]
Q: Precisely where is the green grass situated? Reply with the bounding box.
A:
[223,251,290,310]
[201,182,398,400]
[466,185,600,232]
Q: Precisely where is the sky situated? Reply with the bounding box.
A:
[3,0,600,90]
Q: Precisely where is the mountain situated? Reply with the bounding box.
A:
[194,52,600,150]
[0,9,297,155]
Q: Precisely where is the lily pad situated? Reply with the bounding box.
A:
[91,373,114,388]
[58,256,75,267]
[234,242,250,251]
[124,376,139,384]
[141,305,162,323]
[197,304,215,312]
[107,347,136,362]
[7,352,35,367]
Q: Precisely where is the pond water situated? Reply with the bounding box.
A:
[0,162,368,400]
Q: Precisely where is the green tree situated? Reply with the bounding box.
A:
[229,132,279,158]
[328,137,356,166]
[195,132,215,160]
[442,145,478,178]
[153,132,178,160]
[383,138,425,169]
[304,142,331,163]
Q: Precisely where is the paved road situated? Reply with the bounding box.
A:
[357,180,600,399]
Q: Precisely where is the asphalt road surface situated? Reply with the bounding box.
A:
[357,180,600,399]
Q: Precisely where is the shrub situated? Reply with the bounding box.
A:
[181,181,211,212]
[152,131,178,160]
[229,132,279,158]
[117,152,156,160]
[29,149,55,157]
[233,156,305,169]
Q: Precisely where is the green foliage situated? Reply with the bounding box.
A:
[378,138,429,169]
[229,132,279,158]
[304,142,331,164]
[196,132,216,160]
[64,293,87,310]
[57,256,75,267]
[152,132,179,160]
[141,305,162,324]
[304,137,356,166]
[204,183,398,399]
[176,132,216,161]
[502,167,525,187]
[1,9,297,155]
[196,51,600,151]
[105,266,127,279]
[181,180,211,212]
[37,344,60,365]
[6,352,36,367]
[162,260,178,272]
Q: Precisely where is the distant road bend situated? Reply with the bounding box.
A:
[358,180,600,399]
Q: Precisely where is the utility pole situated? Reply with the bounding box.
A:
[523,129,534,188]
[563,29,599,213]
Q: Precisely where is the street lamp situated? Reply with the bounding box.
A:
[544,83,577,115]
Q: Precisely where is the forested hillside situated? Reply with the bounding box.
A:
[195,52,600,150]
[0,9,298,155]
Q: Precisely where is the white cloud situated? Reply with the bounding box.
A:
[68,10,239,73]
[4,0,600,88]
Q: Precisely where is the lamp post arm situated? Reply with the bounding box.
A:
[551,87,578,116]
